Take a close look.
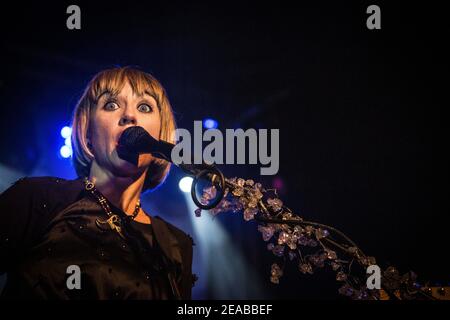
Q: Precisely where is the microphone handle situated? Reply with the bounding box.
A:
[149,140,216,179]
[145,139,175,162]
[131,139,226,196]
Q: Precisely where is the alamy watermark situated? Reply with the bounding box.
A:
[171,121,279,175]
[66,264,81,290]
[66,5,81,30]
[366,5,381,30]
[65,5,380,32]
[366,264,381,290]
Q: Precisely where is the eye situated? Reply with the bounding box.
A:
[103,101,119,111]
[137,103,153,113]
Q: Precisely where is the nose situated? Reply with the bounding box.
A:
[118,108,137,126]
[119,116,136,126]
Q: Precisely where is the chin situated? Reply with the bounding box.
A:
[111,162,145,179]
[117,155,151,174]
[109,149,135,170]
[111,149,150,175]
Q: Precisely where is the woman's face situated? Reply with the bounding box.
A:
[89,81,161,177]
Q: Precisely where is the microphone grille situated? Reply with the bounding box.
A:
[118,126,159,154]
[119,126,147,146]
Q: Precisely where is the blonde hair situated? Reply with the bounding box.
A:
[71,66,176,192]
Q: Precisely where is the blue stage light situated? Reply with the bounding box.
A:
[60,145,72,158]
[203,118,218,129]
[60,126,72,139]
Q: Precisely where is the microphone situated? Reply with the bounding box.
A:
[117,126,175,165]
[117,126,226,209]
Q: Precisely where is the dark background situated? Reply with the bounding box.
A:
[0,1,447,299]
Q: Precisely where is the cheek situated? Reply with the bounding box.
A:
[143,116,162,139]
[90,115,115,147]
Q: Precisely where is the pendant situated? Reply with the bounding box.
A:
[95,214,126,239]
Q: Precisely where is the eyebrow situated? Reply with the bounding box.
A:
[140,91,158,105]
[96,90,117,103]
[96,90,156,102]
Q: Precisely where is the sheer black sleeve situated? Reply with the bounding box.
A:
[163,223,195,299]
[0,178,50,273]
[179,234,194,299]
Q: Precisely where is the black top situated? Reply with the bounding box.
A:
[0,176,196,300]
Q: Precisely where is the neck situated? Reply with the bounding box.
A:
[88,160,147,217]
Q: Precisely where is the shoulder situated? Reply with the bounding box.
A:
[0,177,84,266]
[3,176,80,198]
[1,176,84,215]
[1,176,59,202]
[3,176,70,192]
